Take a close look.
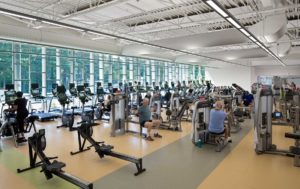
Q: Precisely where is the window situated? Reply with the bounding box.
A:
[0,39,202,94]
[60,49,73,88]
[46,48,56,92]
[75,51,89,85]
[0,41,12,89]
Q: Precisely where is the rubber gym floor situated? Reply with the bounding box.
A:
[1,118,300,189]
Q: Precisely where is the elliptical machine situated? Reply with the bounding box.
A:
[56,85,76,131]
[77,85,98,126]
[94,82,110,121]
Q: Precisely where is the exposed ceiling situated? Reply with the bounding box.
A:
[0,0,299,67]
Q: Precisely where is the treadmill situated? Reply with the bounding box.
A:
[1,84,17,118]
[31,83,60,121]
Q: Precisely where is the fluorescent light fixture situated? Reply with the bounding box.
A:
[87,31,101,35]
[92,37,106,40]
[42,20,84,32]
[240,28,250,36]
[42,20,64,27]
[206,0,228,17]
[0,10,36,21]
[33,25,43,29]
[249,36,257,42]
[227,17,241,28]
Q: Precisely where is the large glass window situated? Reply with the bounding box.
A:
[46,48,56,92]
[111,55,119,86]
[0,41,12,88]
[0,39,200,94]
[75,51,89,85]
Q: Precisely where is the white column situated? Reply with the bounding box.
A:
[99,55,103,84]
[89,52,95,92]
[168,63,172,82]
[56,49,61,85]
[70,50,74,84]
[146,60,150,83]
[13,43,21,91]
[151,62,155,83]
[109,61,112,83]
[164,63,168,82]
[28,56,31,91]
[156,63,160,84]
[129,62,133,82]
[41,47,46,96]
[122,62,126,83]
[136,59,140,81]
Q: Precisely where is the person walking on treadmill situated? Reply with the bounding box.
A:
[9,91,29,143]
[208,101,232,143]
[138,98,162,141]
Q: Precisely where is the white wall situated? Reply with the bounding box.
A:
[251,65,300,85]
[206,66,252,91]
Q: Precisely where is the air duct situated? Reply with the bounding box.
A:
[250,13,287,43]
[270,34,291,57]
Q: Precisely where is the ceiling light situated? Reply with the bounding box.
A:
[42,20,84,32]
[206,0,228,17]
[226,17,241,28]
[42,20,64,27]
[249,36,257,42]
[240,28,250,36]
[0,10,36,21]
[87,31,101,35]
[33,25,43,29]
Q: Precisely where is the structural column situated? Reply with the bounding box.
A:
[13,43,21,91]
[129,62,133,82]
[164,63,168,82]
[89,52,94,92]
[99,54,103,84]
[146,60,150,83]
[108,57,112,83]
[41,47,46,97]
[70,51,74,84]
[122,58,126,83]
[151,62,155,83]
[56,49,61,85]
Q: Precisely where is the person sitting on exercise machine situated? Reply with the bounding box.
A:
[9,91,29,143]
[138,98,162,141]
[208,101,232,143]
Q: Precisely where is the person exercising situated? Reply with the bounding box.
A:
[138,98,162,141]
[9,91,29,143]
[242,91,254,118]
[208,101,232,143]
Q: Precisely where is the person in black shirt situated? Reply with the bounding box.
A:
[9,91,29,143]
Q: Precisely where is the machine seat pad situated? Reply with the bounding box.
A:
[209,130,225,136]
[290,146,300,155]
[26,115,39,122]
[46,160,66,172]
[285,132,300,140]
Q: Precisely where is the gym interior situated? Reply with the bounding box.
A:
[0,0,300,189]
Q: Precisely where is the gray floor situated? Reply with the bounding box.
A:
[94,121,252,189]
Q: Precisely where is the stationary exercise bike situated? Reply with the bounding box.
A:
[56,85,76,131]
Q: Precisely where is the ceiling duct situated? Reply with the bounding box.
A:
[250,13,287,43]
[270,34,291,57]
